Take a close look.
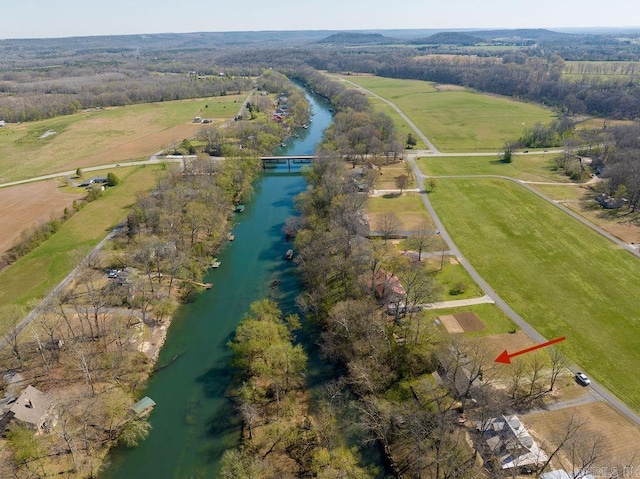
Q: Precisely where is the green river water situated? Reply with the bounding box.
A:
[102,92,333,478]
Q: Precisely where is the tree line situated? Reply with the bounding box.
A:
[0,72,253,123]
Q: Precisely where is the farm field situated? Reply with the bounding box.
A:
[0,165,164,335]
[0,181,84,255]
[335,74,556,152]
[0,94,245,182]
[428,177,640,411]
[417,153,571,182]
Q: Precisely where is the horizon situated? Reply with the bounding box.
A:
[1,25,639,43]
[1,0,639,40]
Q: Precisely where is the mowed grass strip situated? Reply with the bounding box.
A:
[335,75,555,152]
[0,95,245,182]
[418,154,571,182]
[429,178,640,411]
[0,165,163,332]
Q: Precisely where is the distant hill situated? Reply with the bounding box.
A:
[411,32,484,45]
[317,32,398,45]
[470,28,574,42]
[409,29,583,47]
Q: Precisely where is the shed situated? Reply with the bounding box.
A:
[132,396,156,416]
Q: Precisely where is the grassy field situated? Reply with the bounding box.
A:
[0,95,245,182]
[417,154,572,182]
[429,177,640,411]
[367,193,435,231]
[334,75,555,152]
[0,165,163,333]
[422,303,517,337]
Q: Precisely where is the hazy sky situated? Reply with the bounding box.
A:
[1,0,638,39]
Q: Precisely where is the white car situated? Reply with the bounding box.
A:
[575,372,591,386]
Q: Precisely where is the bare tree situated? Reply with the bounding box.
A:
[377,212,402,243]
[1,305,25,368]
[406,229,435,262]
[548,347,569,392]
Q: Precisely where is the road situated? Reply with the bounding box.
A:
[332,79,640,428]
[3,84,640,428]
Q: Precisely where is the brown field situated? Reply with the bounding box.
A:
[523,402,640,469]
[79,123,203,168]
[438,312,485,333]
[374,160,416,190]
[0,181,83,255]
[439,314,464,333]
[454,312,486,332]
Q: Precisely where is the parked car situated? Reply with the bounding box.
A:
[575,372,591,386]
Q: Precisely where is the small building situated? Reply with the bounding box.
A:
[0,385,55,433]
[0,120,6,127]
[132,396,156,417]
[476,414,548,470]
[371,269,405,303]
[541,471,595,479]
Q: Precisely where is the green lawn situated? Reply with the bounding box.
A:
[0,165,163,333]
[335,75,555,152]
[429,177,640,411]
[417,154,571,182]
[0,95,245,182]
[422,303,517,337]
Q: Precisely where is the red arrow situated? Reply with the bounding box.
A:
[495,336,566,364]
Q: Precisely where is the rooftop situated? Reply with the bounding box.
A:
[9,385,54,428]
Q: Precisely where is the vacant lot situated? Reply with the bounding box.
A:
[429,177,640,411]
[0,181,84,255]
[335,75,555,152]
[367,193,435,231]
[0,95,245,182]
[418,154,571,182]
[524,402,640,469]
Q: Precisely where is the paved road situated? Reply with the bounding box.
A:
[3,84,640,428]
[0,225,123,351]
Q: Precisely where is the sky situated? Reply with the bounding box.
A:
[0,0,638,39]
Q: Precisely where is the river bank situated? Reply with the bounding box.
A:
[100,90,332,479]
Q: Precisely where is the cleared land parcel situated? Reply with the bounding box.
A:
[336,75,555,152]
[429,178,640,411]
[0,95,244,182]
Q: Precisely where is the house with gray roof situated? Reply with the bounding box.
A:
[0,385,55,434]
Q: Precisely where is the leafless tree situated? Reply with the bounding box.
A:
[1,305,25,368]
[548,347,569,392]
[406,229,436,262]
[377,212,402,243]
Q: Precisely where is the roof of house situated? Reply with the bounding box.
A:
[132,396,156,415]
[10,385,54,427]
[373,270,406,299]
[541,471,595,479]
[476,414,548,469]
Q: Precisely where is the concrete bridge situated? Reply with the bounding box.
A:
[261,155,315,171]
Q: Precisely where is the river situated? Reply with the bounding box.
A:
[102,91,333,479]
